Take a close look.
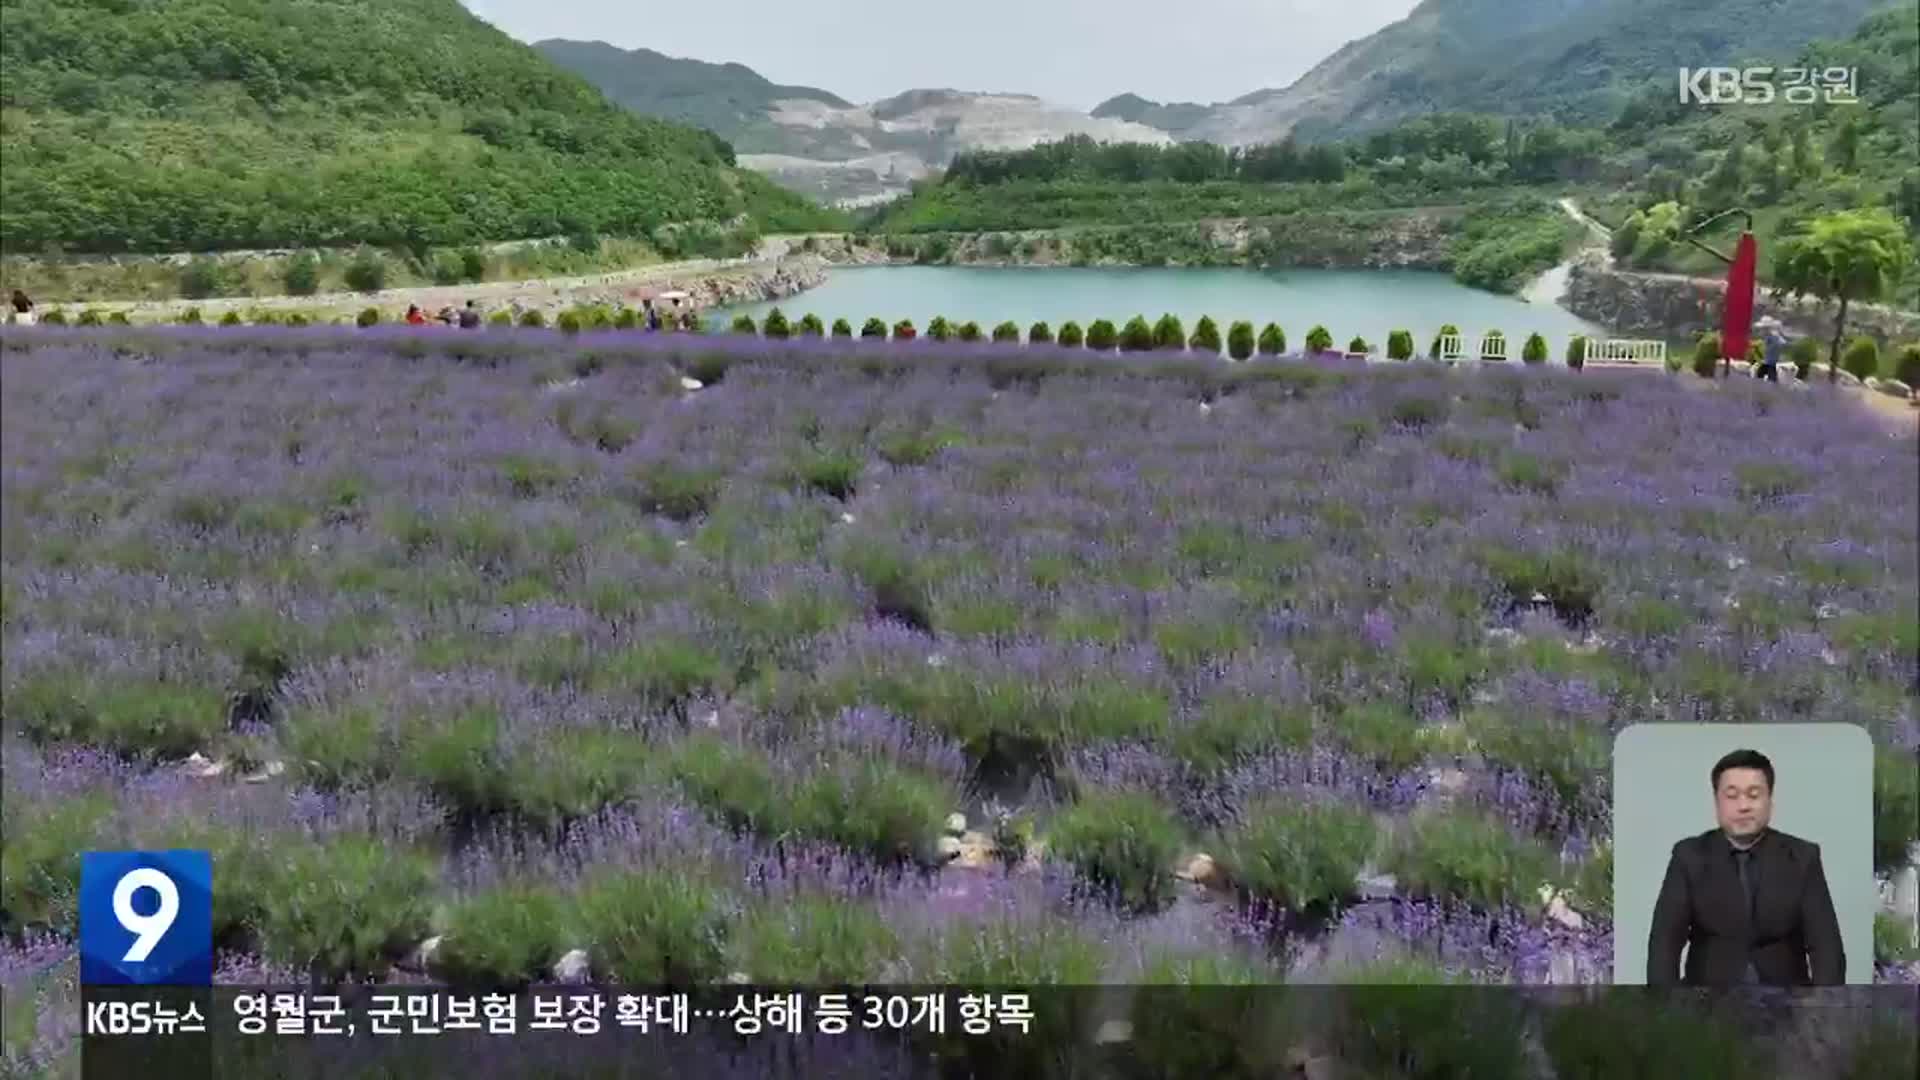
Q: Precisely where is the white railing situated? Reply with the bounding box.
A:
[1591,339,1666,365]
[1435,334,1464,362]
[1479,334,1508,361]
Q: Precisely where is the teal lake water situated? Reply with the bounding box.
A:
[718,265,1609,355]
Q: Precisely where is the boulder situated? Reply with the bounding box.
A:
[181,752,225,780]
[944,812,968,836]
[553,949,591,985]
[401,936,442,975]
[1174,853,1223,890]
[936,835,964,862]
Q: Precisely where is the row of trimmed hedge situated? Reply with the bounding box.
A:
[1685,331,1920,385]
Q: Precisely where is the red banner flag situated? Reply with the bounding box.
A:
[1721,231,1757,361]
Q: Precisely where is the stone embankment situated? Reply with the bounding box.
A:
[1563,255,1920,348]
[58,255,828,325]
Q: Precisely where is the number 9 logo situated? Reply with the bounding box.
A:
[80,851,212,986]
[113,867,181,963]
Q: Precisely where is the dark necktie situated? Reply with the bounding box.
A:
[1734,849,1754,922]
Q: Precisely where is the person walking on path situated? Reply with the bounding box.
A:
[406,304,428,326]
[458,300,481,329]
[1756,316,1787,383]
[9,290,34,326]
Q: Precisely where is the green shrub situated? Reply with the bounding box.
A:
[1386,329,1414,360]
[1542,994,1769,1080]
[1892,343,1920,386]
[1842,336,1879,381]
[75,309,103,326]
[1152,313,1187,350]
[1217,798,1377,913]
[831,317,853,338]
[1256,323,1285,356]
[992,321,1021,343]
[613,307,638,330]
[729,313,757,334]
[355,308,380,328]
[434,885,569,988]
[1387,810,1555,909]
[1389,395,1449,429]
[343,251,387,293]
[260,836,434,980]
[518,309,545,328]
[1347,336,1368,354]
[219,311,242,326]
[1227,321,1256,360]
[1086,319,1119,350]
[1305,325,1334,354]
[631,463,722,521]
[1332,701,1425,774]
[179,307,203,325]
[1190,316,1222,354]
[892,319,916,338]
[1120,316,1155,352]
[1788,336,1819,379]
[792,758,953,864]
[286,313,309,327]
[108,311,130,325]
[40,309,67,325]
[1691,332,1721,378]
[1056,321,1083,348]
[1463,708,1608,811]
[762,308,791,339]
[790,446,862,500]
[572,870,736,985]
[733,895,900,984]
[1048,790,1184,913]
[1027,321,1052,345]
[281,252,321,296]
[1875,747,1920,872]
[1429,323,1461,359]
[857,317,886,339]
[556,311,583,335]
[927,316,952,341]
[957,321,983,342]
[1522,333,1548,364]
[1566,334,1587,370]
[0,791,112,933]
[797,313,825,337]
[1480,545,1602,623]
[179,257,225,299]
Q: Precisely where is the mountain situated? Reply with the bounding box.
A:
[0,0,841,254]
[1090,93,1216,135]
[532,39,854,151]
[539,46,1176,206]
[1126,0,1891,145]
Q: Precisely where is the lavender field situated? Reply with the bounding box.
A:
[3,326,1917,1077]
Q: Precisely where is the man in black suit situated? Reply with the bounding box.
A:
[1647,749,1845,986]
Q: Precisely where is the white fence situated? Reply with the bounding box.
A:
[1590,339,1667,365]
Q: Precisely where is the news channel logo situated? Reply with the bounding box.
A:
[79,851,213,986]
[1678,66,1859,106]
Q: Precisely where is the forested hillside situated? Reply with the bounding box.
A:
[872,5,1917,302]
[0,0,843,254]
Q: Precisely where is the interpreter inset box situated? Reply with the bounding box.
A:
[1613,723,1872,986]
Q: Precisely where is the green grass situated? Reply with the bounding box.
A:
[1386,810,1557,911]
[1216,798,1379,913]
[1047,790,1185,914]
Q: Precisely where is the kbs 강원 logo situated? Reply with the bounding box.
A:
[79,851,212,986]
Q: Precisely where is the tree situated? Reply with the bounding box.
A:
[928,316,953,341]
[282,252,320,296]
[1386,329,1413,360]
[1227,321,1255,360]
[860,318,887,339]
[732,314,758,334]
[1566,335,1587,371]
[180,257,225,300]
[1151,314,1186,350]
[1028,322,1053,345]
[892,319,917,339]
[344,251,387,293]
[1522,333,1548,365]
[763,308,792,339]
[1256,323,1285,356]
[1120,316,1155,352]
[460,249,488,282]
[957,321,983,342]
[1190,316,1222,355]
[1771,209,1913,382]
[992,321,1021,343]
[1086,319,1119,351]
[1057,321,1084,348]
[797,313,825,337]
[831,317,854,338]
[1304,325,1333,354]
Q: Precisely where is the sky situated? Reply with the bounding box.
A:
[460,0,1422,110]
